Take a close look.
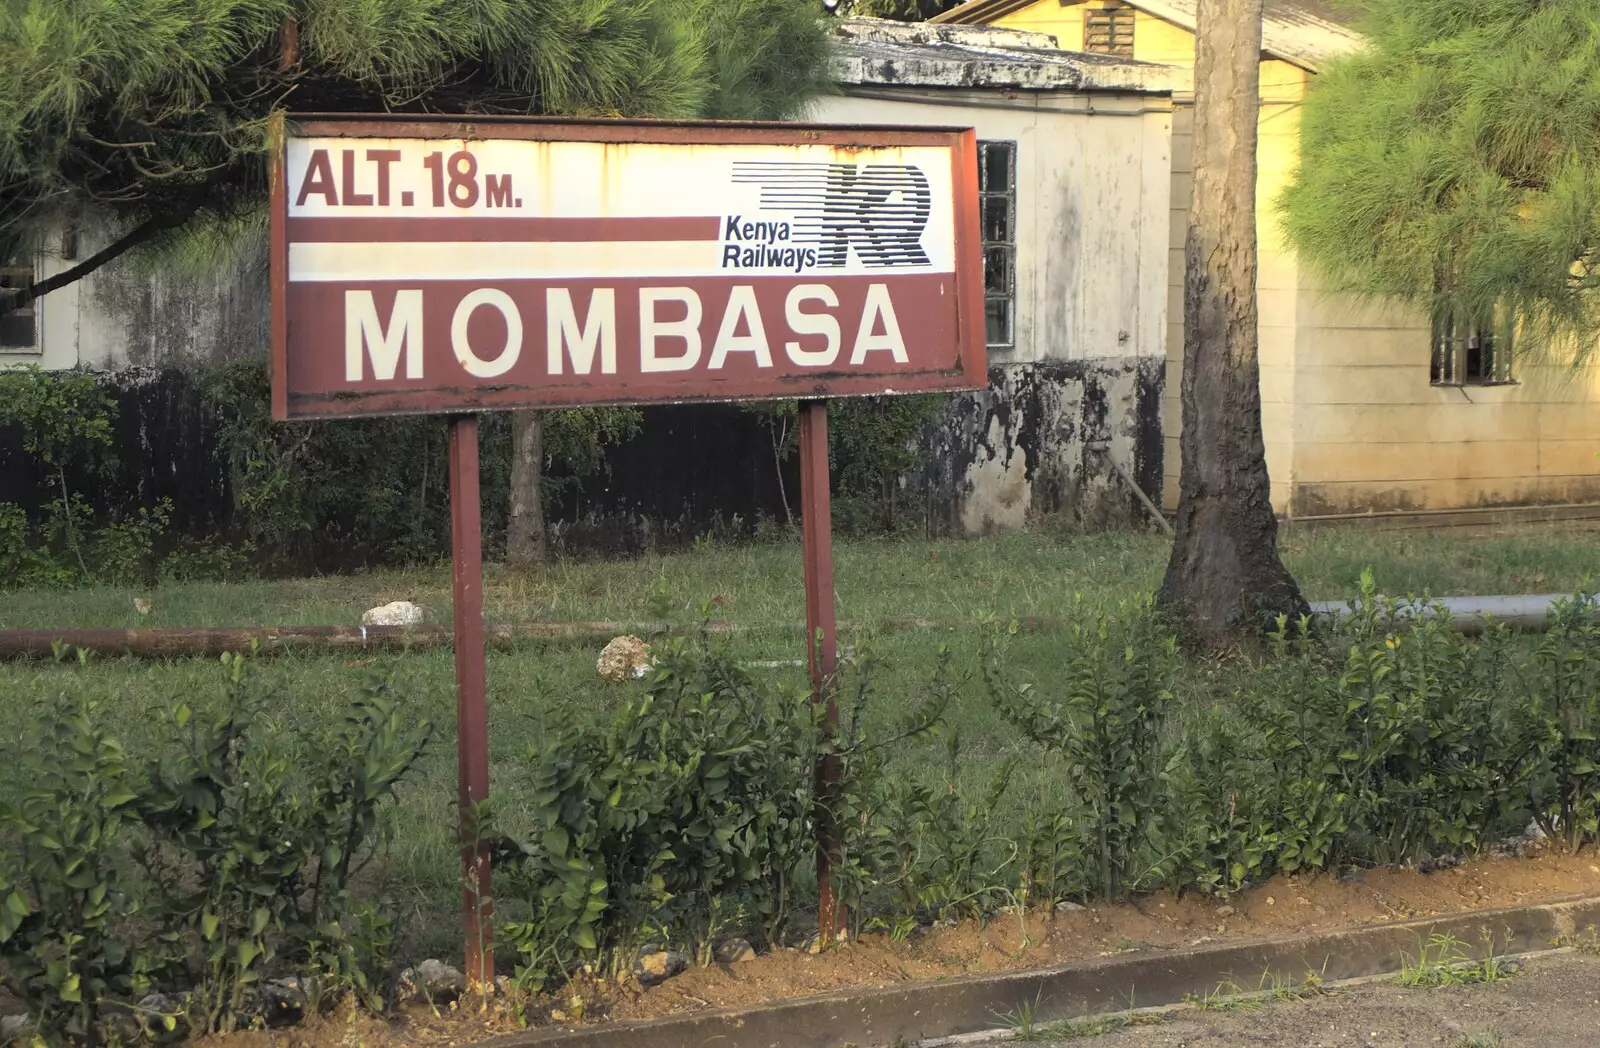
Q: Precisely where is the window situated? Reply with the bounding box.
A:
[979,140,1016,350]
[1431,310,1512,385]
[0,265,37,352]
[1084,2,1135,58]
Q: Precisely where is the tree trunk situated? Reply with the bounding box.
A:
[1158,0,1305,644]
[506,409,547,569]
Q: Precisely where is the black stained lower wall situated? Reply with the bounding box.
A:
[0,357,1164,569]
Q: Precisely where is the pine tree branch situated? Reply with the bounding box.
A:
[1,194,208,317]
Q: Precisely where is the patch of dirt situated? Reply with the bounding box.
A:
[597,850,1600,1026]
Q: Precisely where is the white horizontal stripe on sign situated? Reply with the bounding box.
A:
[287,240,948,282]
[289,241,724,282]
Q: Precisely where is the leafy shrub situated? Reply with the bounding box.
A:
[138,655,430,1031]
[1521,593,1600,850]
[498,639,820,988]
[0,681,151,1044]
[0,654,429,1041]
[980,598,1176,900]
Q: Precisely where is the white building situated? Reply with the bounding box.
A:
[2,19,1183,534]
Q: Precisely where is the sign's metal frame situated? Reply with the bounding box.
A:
[270,113,987,421]
[268,112,987,984]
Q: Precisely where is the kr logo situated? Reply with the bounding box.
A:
[731,162,933,267]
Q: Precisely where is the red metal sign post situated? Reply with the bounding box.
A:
[798,400,842,943]
[448,416,493,985]
[269,113,984,972]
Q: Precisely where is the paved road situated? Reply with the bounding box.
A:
[1038,953,1600,1047]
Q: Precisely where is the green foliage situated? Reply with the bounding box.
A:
[984,575,1600,902]
[1398,933,1516,988]
[829,395,949,534]
[1521,593,1600,850]
[138,655,430,1031]
[980,598,1176,900]
[0,675,150,1044]
[203,358,641,570]
[0,653,429,1042]
[0,0,832,265]
[1281,0,1600,356]
[499,638,821,989]
[0,366,112,468]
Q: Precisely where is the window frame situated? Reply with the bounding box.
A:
[978,139,1017,352]
[1084,1,1136,58]
[0,262,40,355]
[1430,310,1514,387]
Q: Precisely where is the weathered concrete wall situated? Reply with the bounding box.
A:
[3,227,268,372]
[923,357,1165,535]
[813,87,1171,529]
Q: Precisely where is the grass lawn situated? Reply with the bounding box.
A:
[1,522,1596,962]
[3,522,1597,632]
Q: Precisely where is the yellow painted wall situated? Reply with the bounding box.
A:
[994,3,1191,63]
[997,0,1600,516]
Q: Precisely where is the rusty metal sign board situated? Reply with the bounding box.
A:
[270,115,987,420]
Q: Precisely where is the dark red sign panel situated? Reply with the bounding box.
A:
[270,116,985,420]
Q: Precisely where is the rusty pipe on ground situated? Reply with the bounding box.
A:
[0,598,1590,661]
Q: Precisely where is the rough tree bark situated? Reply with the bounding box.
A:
[506,409,547,569]
[1158,0,1306,644]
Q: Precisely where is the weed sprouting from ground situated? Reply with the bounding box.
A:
[1399,935,1520,988]
[1026,1011,1166,1041]
[1185,969,1328,1012]
[1454,1033,1506,1048]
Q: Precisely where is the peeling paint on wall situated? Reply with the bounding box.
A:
[921,357,1165,535]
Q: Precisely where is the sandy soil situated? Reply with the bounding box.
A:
[602,850,1600,1024]
[1047,951,1600,1047]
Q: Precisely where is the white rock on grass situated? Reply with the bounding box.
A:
[398,959,467,1001]
[597,635,652,682]
[362,600,424,627]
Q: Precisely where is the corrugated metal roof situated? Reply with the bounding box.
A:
[830,18,1186,94]
[931,0,1363,72]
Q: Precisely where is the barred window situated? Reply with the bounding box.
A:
[1084,2,1135,58]
[979,140,1016,350]
[0,265,37,351]
[1431,310,1513,385]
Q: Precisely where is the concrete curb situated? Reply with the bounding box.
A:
[475,895,1600,1048]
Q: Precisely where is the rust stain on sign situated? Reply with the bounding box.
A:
[270,114,985,420]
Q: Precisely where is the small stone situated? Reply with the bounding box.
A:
[362,600,424,627]
[1266,896,1276,906]
[713,938,756,964]
[1055,900,1086,913]
[399,958,467,1001]
[635,950,689,986]
[597,635,653,682]
[549,1008,569,1022]
[1216,905,1235,918]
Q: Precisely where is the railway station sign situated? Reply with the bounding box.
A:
[270,115,986,420]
